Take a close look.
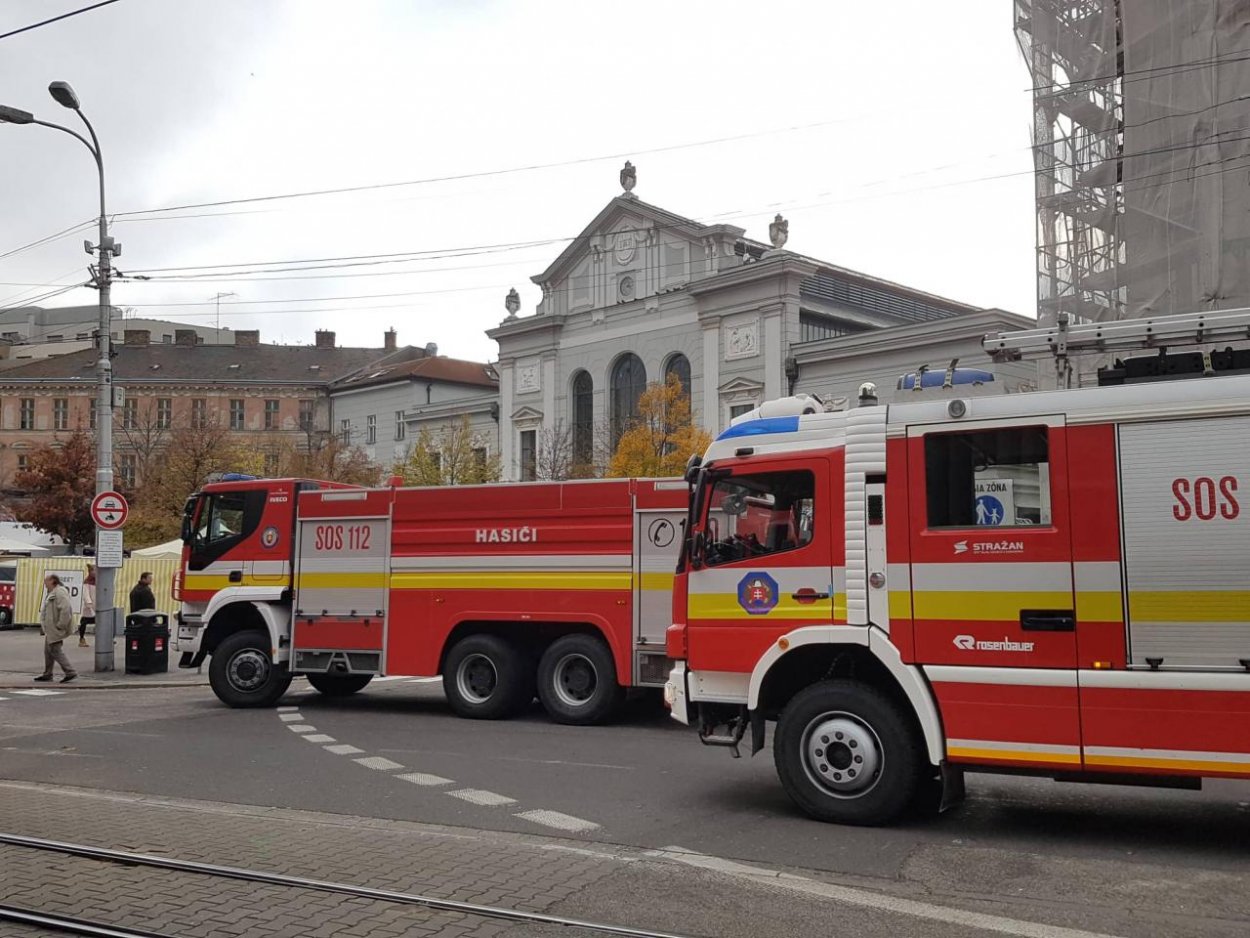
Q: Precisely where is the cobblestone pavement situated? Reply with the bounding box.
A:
[0,781,891,938]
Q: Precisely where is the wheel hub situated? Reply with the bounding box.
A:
[553,653,597,707]
[228,649,269,693]
[457,653,498,703]
[801,712,883,797]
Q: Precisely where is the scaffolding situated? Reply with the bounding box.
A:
[1015,0,1125,327]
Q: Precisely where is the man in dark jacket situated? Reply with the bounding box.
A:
[129,571,156,614]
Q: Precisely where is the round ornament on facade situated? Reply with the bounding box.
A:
[619,276,635,300]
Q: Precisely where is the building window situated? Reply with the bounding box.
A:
[519,430,537,481]
[664,353,691,399]
[264,449,280,475]
[191,398,207,429]
[19,398,34,431]
[16,455,28,474]
[229,399,245,430]
[122,399,137,430]
[394,411,406,441]
[472,446,488,469]
[298,399,314,431]
[729,403,755,421]
[53,398,68,431]
[118,454,137,488]
[610,352,646,442]
[156,398,172,430]
[366,414,377,444]
[571,370,593,469]
[264,399,280,430]
[924,426,1051,528]
[340,419,351,444]
[89,399,97,430]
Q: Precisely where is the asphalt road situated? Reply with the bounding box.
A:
[2,678,1249,937]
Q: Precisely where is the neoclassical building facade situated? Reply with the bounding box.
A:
[488,168,1031,481]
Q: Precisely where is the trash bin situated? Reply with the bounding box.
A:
[125,611,170,675]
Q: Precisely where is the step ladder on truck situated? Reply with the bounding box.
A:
[665,309,1250,825]
[175,476,687,725]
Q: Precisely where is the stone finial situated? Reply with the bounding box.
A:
[504,287,521,320]
[620,160,637,198]
[768,213,789,251]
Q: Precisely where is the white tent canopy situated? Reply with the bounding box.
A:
[132,538,183,558]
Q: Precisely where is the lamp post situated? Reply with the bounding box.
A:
[0,82,120,671]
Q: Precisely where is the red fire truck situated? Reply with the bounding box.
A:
[176,477,686,724]
[665,310,1250,825]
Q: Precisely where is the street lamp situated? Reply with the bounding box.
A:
[1,81,120,672]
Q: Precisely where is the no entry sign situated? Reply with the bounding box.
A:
[91,491,129,530]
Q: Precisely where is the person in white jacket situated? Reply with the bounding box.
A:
[77,564,96,648]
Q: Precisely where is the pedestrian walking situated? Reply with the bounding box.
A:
[129,571,156,614]
[78,564,96,648]
[36,574,76,684]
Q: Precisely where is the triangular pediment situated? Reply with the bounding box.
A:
[718,376,764,394]
[510,405,544,423]
[532,196,743,289]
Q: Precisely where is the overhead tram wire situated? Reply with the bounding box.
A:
[0,0,123,41]
[109,118,855,220]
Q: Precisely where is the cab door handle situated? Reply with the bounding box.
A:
[1020,609,1075,631]
[228,571,243,583]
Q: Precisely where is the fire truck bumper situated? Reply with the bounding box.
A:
[664,662,691,725]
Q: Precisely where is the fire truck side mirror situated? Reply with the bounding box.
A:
[684,453,702,484]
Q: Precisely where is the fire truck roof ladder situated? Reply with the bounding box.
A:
[983,308,1250,387]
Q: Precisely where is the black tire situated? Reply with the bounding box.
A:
[0,607,11,627]
[307,673,373,697]
[208,629,292,708]
[773,679,927,826]
[442,634,529,720]
[536,633,624,725]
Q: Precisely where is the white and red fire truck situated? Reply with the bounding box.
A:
[175,476,686,724]
[664,310,1250,825]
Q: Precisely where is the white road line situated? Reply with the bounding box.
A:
[0,696,8,701]
[286,725,317,734]
[396,772,453,787]
[405,677,442,684]
[11,689,63,697]
[278,713,303,722]
[371,676,408,682]
[447,789,516,807]
[354,756,404,771]
[276,706,299,713]
[649,847,1125,938]
[323,744,365,755]
[514,809,600,833]
[303,734,336,743]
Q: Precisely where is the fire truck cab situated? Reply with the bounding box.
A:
[666,310,1250,825]
[176,476,687,725]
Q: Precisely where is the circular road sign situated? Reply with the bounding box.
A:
[91,491,129,530]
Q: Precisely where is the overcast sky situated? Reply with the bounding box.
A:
[0,0,1037,361]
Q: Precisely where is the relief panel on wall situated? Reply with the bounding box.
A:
[725,319,760,361]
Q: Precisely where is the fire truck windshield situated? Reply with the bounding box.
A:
[186,489,268,566]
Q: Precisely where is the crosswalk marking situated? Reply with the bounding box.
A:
[515,809,600,833]
[396,772,452,787]
[11,689,64,697]
[447,789,516,807]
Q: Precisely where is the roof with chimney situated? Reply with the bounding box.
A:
[331,355,499,392]
[0,331,419,387]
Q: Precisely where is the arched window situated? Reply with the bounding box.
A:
[610,352,646,442]
[571,370,594,469]
[664,353,691,400]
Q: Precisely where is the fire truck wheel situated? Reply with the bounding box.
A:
[209,629,293,709]
[0,607,10,627]
[443,634,529,719]
[306,673,373,697]
[537,634,624,725]
[774,680,925,826]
